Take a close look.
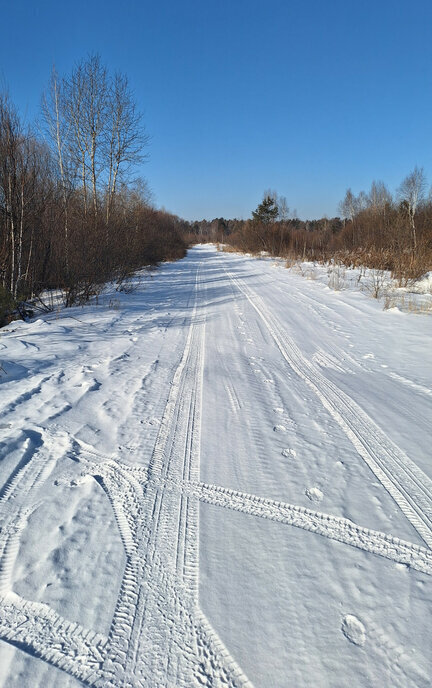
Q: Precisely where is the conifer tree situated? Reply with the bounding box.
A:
[252,194,279,223]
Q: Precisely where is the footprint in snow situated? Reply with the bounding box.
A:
[305,487,323,503]
[341,615,366,647]
[146,417,161,426]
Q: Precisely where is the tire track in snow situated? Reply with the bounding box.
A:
[4,250,430,686]
[0,264,252,687]
[74,266,251,687]
[143,267,204,591]
[0,593,107,685]
[0,432,64,588]
[238,265,370,375]
[222,258,432,550]
[0,431,108,685]
[0,374,54,418]
[180,481,432,575]
[388,371,432,399]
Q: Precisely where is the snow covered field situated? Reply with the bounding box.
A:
[0,244,431,687]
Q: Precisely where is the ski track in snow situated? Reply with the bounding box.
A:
[0,246,431,686]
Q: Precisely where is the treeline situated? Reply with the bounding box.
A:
[189,177,432,283]
[184,218,242,244]
[0,56,187,325]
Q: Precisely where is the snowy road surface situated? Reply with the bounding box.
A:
[0,244,431,687]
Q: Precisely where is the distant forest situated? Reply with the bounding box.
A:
[185,179,432,284]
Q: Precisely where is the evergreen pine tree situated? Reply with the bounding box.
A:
[252,194,279,223]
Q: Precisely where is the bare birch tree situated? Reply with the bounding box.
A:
[0,96,51,298]
[52,56,147,226]
[105,73,148,224]
[42,68,73,270]
[398,166,426,252]
[0,96,20,296]
[368,180,392,212]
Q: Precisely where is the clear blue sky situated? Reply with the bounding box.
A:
[1,0,432,220]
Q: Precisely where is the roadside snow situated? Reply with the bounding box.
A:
[238,249,432,314]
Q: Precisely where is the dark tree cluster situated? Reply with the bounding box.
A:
[0,56,187,326]
[183,218,240,244]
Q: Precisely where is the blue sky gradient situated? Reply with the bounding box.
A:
[1,0,432,220]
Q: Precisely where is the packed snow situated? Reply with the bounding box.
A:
[0,244,431,687]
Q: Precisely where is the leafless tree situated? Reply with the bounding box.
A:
[0,95,53,298]
[42,68,75,270]
[49,56,148,230]
[339,188,358,246]
[398,166,427,252]
[276,194,290,221]
[0,60,185,324]
[0,95,22,296]
[339,188,356,222]
[60,55,109,218]
[105,73,148,224]
[368,180,392,212]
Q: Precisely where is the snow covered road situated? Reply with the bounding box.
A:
[0,245,431,687]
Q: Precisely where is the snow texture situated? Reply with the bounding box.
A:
[0,244,431,687]
[342,615,366,647]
